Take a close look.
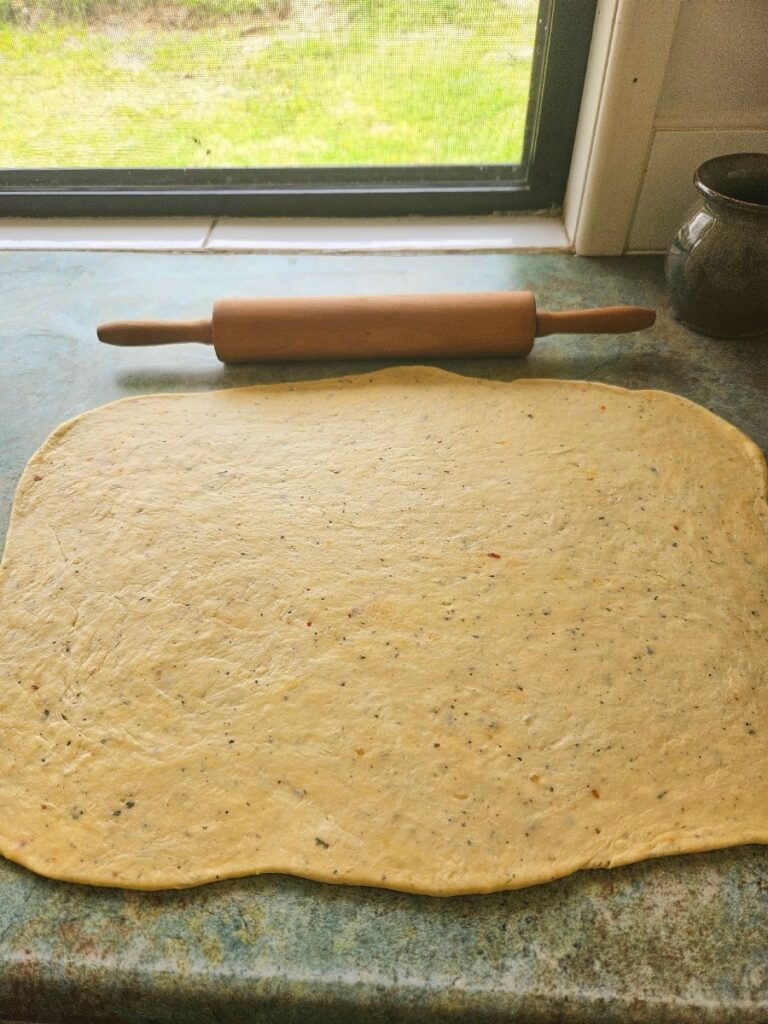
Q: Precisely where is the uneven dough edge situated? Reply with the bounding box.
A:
[1,367,766,894]
[3,827,768,895]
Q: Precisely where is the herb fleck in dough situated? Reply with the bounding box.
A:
[0,368,766,893]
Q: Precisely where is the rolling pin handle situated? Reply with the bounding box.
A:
[535,306,656,338]
[97,319,214,347]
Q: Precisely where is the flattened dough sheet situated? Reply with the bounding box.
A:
[0,367,766,893]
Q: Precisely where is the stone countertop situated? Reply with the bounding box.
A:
[0,251,766,1024]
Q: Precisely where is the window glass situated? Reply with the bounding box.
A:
[2,0,538,169]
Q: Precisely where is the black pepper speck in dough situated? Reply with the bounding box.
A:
[0,367,766,893]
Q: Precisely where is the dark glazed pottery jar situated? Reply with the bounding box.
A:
[666,152,768,338]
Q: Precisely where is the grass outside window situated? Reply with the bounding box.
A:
[1,0,538,169]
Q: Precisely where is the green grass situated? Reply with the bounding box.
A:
[0,0,537,168]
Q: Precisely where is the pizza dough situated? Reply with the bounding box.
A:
[0,367,766,893]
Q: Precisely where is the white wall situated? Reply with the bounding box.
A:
[628,0,768,252]
[566,0,768,255]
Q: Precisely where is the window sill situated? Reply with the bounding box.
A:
[0,215,570,253]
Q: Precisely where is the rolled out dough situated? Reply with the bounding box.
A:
[0,367,766,893]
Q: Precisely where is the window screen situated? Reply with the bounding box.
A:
[0,0,596,214]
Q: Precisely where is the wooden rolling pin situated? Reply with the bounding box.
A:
[97,292,655,364]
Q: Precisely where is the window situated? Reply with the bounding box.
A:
[0,0,596,215]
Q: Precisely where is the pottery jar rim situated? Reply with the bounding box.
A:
[694,152,768,216]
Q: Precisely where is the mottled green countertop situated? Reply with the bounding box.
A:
[0,251,766,1024]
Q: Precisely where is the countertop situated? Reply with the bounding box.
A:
[0,251,766,1024]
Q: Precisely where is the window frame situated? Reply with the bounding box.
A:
[0,0,597,217]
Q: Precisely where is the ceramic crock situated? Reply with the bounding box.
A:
[666,152,768,338]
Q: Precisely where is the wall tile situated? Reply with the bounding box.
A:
[628,129,768,252]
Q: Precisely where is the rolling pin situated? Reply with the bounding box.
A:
[97,292,656,364]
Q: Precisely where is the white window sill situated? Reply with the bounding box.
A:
[0,215,570,253]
